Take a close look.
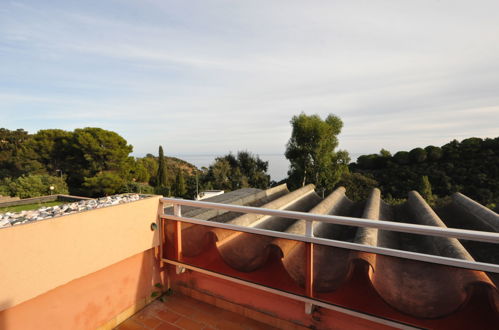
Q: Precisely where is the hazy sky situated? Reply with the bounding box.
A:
[1,0,498,158]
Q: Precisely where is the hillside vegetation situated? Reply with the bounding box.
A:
[0,128,200,198]
[0,127,269,199]
[350,137,499,208]
[2,124,497,208]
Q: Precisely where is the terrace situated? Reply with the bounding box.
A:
[0,185,498,329]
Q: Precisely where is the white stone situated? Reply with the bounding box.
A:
[0,219,11,228]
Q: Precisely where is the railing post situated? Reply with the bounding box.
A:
[305,219,314,314]
[173,204,185,274]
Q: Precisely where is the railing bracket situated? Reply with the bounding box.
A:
[305,302,314,314]
[176,266,186,274]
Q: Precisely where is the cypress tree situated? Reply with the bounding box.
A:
[157,146,167,188]
[173,168,187,197]
[419,175,434,203]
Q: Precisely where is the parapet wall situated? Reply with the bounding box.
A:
[0,195,162,311]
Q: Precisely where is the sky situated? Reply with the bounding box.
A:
[1,0,499,159]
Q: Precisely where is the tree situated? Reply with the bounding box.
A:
[155,146,169,196]
[0,128,43,178]
[424,146,442,161]
[393,151,410,165]
[172,168,187,197]
[3,174,68,198]
[336,172,378,201]
[285,113,348,194]
[29,129,73,175]
[379,149,392,158]
[210,158,232,190]
[72,127,133,173]
[409,148,427,163]
[83,172,126,197]
[235,151,270,188]
[201,151,270,191]
[0,127,136,197]
[418,175,435,203]
[128,158,150,183]
[157,146,167,187]
[65,127,133,195]
[139,155,159,186]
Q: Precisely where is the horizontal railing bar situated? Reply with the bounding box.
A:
[162,214,499,273]
[162,259,417,329]
[161,198,499,244]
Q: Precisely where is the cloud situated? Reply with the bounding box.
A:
[1,0,498,160]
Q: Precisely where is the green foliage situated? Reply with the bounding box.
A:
[139,155,159,186]
[0,182,9,196]
[154,185,170,196]
[150,283,173,303]
[418,175,435,203]
[379,149,392,158]
[393,151,410,165]
[172,168,187,197]
[123,182,155,194]
[130,158,151,183]
[28,129,72,174]
[60,128,133,195]
[210,158,232,190]
[0,127,206,198]
[0,127,135,197]
[157,146,168,188]
[0,128,44,178]
[424,146,443,161]
[285,113,348,194]
[336,172,379,201]
[73,128,133,172]
[132,153,200,198]
[82,172,126,197]
[1,174,68,198]
[201,151,270,191]
[357,154,384,170]
[384,196,407,205]
[409,148,427,163]
[236,151,270,188]
[350,137,499,205]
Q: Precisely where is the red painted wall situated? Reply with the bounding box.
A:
[168,265,391,330]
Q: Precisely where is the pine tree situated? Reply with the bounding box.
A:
[285,113,349,193]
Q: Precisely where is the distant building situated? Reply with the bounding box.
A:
[195,190,224,200]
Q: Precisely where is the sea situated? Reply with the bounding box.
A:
[173,153,363,182]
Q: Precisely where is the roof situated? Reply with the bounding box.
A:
[169,184,499,326]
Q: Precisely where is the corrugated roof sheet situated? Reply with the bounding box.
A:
[166,184,499,326]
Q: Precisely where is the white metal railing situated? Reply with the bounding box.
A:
[160,197,499,274]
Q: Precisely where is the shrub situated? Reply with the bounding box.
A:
[5,174,68,198]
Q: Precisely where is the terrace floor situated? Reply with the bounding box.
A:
[115,293,279,330]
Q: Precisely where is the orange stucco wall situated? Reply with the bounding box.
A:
[0,195,161,311]
[0,248,161,330]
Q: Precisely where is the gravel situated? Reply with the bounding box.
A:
[0,194,147,228]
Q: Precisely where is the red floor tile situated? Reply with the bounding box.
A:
[155,309,182,324]
[132,310,163,328]
[174,316,205,330]
[154,323,181,330]
[115,293,278,330]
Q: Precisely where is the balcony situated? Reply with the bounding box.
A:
[0,185,498,329]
